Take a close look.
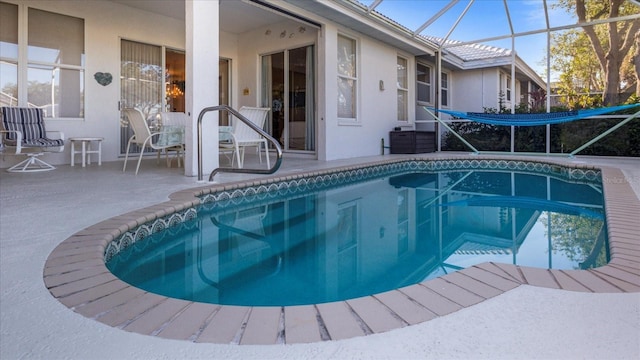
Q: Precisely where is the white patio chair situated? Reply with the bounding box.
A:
[122,108,185,175]
[0,107,65,172]
[219,106,271,169]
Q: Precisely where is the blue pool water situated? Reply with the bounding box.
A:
[107,165,608,306]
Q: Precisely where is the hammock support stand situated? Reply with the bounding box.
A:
[425,105,640,157]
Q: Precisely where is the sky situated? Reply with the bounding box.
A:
[358,0,581,79]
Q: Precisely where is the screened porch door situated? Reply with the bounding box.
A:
[261,45,315,153]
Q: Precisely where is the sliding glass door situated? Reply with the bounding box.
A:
[120,39,163,154]
[261,45,315,152]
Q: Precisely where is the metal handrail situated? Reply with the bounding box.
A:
[197,105,283,182]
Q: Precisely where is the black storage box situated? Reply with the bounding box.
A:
[389,131,436,154]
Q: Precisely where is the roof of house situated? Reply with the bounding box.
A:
[422,36,513,61]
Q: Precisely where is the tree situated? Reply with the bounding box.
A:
[552,0,640,106]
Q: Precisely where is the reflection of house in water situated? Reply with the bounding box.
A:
[123,170,604,306]
[389,170,605,279]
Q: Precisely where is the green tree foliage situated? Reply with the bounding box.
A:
[541,213,607,269]
[551,0,640,106]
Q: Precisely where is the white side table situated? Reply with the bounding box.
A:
[70,137,103,167]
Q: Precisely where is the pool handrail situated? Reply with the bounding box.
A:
[197,105,283,182]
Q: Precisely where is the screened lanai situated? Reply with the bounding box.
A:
[327,0,640,155]
[111,0,640,158]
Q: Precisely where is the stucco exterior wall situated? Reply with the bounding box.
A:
[453,68,500,112]
[320,27,417,161]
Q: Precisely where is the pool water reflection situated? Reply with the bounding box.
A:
[107,169,607,306]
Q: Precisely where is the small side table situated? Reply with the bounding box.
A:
[70,137,103,167]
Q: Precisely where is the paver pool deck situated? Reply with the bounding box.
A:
[40,155,640,345]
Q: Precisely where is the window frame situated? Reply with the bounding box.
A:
[337,33,359,126]
[440,71,450,108]
[396,55,408,122]
[0,1,19,107]
[3,4,85,120]
[416,61,432,106]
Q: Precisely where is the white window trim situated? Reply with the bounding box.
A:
[11,5,86,120]
[440,70,450,108]
[397,55,409,122]
[416,61,433,106]
[337,33,360,126]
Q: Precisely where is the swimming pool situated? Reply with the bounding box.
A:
[106,159,607,306]
[43,156,640,344]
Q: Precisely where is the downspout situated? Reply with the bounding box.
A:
[435,50,441,152]
[505,0,516,153]
[544,0,552,154]
[510,40,516,153]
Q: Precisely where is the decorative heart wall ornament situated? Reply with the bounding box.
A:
[94,72,112,86]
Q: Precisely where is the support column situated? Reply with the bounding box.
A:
[185,0,219,177]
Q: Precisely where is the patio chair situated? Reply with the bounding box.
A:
[0,107,65,172]
[122,108,185,175]
[219,106,270,169]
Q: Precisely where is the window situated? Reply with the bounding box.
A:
[1,2,19,106]
[1,5,85,118]
[397,56,408,122]
[440,72,449,107]
[416,62,431,104]
[337,34,357,123]
[506,75,512,101]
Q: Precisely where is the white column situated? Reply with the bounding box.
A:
[185,0,219,177]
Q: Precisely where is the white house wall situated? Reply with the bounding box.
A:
[234,9,419,162]
[321,26,417,161]
[452,68,500,112]
[235,19,317,109]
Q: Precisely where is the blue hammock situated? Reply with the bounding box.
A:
[429,103,640,126]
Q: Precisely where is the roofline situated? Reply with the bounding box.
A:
[281,0,438,56]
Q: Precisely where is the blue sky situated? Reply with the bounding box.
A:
[359,0,579,78]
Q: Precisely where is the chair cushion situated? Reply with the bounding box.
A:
[23,138,65,147]
[1,107,46,141]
